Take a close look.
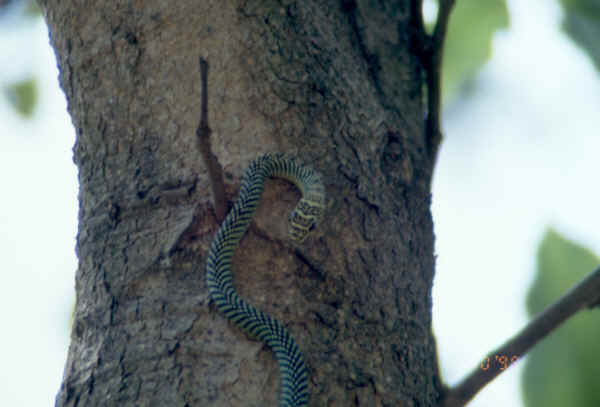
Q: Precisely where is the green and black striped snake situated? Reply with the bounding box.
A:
[206,153,326,407]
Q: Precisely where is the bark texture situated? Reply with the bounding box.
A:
[41,0,441,405]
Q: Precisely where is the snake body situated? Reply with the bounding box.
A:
[205,153,325,407]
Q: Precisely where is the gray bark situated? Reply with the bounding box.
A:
[40,0,441,405]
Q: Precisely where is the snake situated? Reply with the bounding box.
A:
[205,153,326,407]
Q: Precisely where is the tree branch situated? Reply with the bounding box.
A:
[195,57,227,223]
[423,0,455,166]
[442,265,600,407]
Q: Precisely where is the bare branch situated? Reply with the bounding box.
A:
[442,266,600,407]
[423,0,455,166]
[195,57,227,223]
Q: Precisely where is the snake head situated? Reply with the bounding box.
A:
[288,198,323,243]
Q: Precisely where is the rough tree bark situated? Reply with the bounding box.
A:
[41,0,442,405]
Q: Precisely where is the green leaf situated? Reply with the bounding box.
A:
[5,77,38,118]
[440,0,509,103]
[25,0,42,17]
[559,0,600,72]
[522,228,600,407]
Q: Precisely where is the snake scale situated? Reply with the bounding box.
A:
[205,153,326,407]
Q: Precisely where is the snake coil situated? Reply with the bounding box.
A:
[206,153,325,407]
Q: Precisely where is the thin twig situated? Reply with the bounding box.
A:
[442,266,600,407]
[196,57,227,223]
[424,0,455,166]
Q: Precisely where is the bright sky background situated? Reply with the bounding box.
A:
[1,0,599,406]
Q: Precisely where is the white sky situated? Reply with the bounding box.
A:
[0,0,598,406]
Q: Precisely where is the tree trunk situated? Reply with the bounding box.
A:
[41,0,441,405]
